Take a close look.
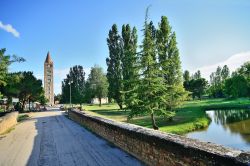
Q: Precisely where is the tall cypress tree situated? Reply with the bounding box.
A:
[121,24,139,107]
[106,24,124,109]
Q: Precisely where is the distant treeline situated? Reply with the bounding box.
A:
[183,62,250,99]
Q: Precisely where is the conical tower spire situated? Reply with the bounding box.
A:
[45,51,53,63]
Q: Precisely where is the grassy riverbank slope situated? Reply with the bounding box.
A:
[83,98,250,135]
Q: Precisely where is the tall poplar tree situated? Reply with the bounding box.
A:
[209,66,224,97]
[183,70,190,82]
[121,24,139,107]
[156,16,186,111]
[193,70,201,80]
[221,65,230,81]
[106,24,124,109]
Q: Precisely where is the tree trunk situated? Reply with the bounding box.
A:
[6,97,12,111]
[118,103,123,109]
[99,98,102,107]
[151,112,159,130]
[29,99,31,111]
[22,101,26,112]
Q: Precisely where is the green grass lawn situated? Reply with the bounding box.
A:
[17,114,29,122]
[82,98,250,135]
[0,107,4,112]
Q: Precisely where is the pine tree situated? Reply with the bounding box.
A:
[128,9,168,130]
[106,24,124,109]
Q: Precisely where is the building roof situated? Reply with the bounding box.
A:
[45,51,53,64]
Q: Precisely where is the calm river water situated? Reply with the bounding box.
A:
[187,109,250,151]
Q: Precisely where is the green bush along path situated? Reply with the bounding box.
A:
[83,98,250,135]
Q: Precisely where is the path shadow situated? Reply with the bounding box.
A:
[26,111,143,166]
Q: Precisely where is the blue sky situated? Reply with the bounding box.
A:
[1,0,250,94]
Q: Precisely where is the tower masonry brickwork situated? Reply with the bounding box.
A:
[44,52,54,105]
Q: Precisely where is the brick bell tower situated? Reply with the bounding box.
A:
[44,52,54,105]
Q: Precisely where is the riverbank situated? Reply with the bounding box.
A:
[83,98,250,135]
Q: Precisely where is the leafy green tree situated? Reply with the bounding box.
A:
[2,72,22,109]
[240,62,250,96]
[209,66,224,98]
[39,91,47,106]
[231,62,250,97]
[82,81,93,103]
[54,94,62,103]
[4,72,44,111]
[238,61,250,78]
[19,72,43,111]
[0,49,9,87]
[224,74,248,98]
[183,70,190,82]
[189,78,208,100]
[184,70,207,100]
[106,24,124,109]
[193,70,201,80]
[221,65,230,81]
[0,48,25,99]
[61,65,85,105]
[183,70,191,96]
[121,24,139,108]
[87,65,108,106]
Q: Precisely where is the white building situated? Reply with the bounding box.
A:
[91,98,109,104]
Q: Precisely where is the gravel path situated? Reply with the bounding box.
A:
[0,109,143,166]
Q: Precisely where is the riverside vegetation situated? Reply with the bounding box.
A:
[83,98,250,135]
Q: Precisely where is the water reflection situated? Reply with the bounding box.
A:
[212,109,250,125]
[187,109,250,151]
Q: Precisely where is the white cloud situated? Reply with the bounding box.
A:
[0,21,20,38]
[35,73,43,80]
[54,68,70,80]
[193,51,250,80]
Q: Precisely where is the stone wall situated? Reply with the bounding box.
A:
[69,109,250,166]
[0,112,18,134]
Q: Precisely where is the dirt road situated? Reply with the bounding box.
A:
[0,109,143,166]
